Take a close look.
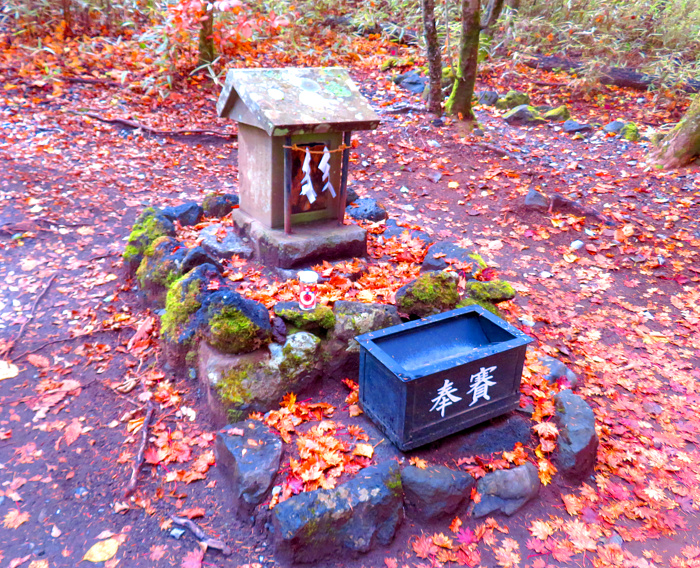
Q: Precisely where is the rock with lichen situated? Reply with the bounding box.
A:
[543,106,571,121]
[160,263,226,368]
[620,122,640,141]
[199,332,322,425]
[203,192,239,217]
[322,301,402,375]
[495,90,530,110]
[123,207,176,271]
[502,105,546,124]
[135,236,187,306]
[395,271,460,318]
[196,290,272,355]
[463,280,516,304]
[274,302,335,335]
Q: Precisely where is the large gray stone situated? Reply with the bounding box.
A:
[537,354,578,389]
[135,236,187,306]
[502,105,545,124]
[200,224,253,260]
[495,90,530,110]
[162,202,204,226]
[272,461,403,563]
[603,120,625,134]
[563,120,593,133]
[346,198,388,222]
[322,301,401,374]
[469,462,540,517]
[463,280,516,304]
[181,246,224,275]
[461,414,533,457]
[216,420,283,517]
[554,390,598,481]
[395,271,459,318]
[123,207,176,271]
[402,465,474,520]
[382,219,433,246]
[199,332,322,426]
[478,91,500,106]
[524,188,550,211]
[421,241,486,274]
[203,192,239,217]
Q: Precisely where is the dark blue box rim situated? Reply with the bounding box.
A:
[355,305,533,381]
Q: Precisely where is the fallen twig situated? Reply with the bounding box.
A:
[69,110,236,139]
[124,402,156,498]
[171,516,233,555]
[13,329,115,360]
[5,274,56,357]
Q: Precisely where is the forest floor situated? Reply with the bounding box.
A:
[1,30,700,568]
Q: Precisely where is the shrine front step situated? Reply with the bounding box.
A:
[230,209,367,268]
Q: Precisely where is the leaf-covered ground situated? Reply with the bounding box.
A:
[1,26,700,568]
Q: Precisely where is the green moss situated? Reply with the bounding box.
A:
[278,343,313,379]
[457,297,502,317]
[202,193,219,212]
[468,253,488,269]
[135,237,181,291]
[465,280,515,303]
[495,90,530,110]
[386,469,402,492]
[123,244,140,262]
[216,364,253,405]
[543,106,570,121]
[185,349,198,367]
[161,277,202,341]
[227,408,244,423]
[207,306,263,354]
[620,122,640,142]
[277,306,335,331]
[397,272,459,316]
[123,208,172,264]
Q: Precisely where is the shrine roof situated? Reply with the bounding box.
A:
[216,67,380,136]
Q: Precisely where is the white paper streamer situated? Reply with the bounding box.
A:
[319,146,336,197]
[300,147,317,203]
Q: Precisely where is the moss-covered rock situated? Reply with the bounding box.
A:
[274,302,335,334]
[456,297,502,317]
[123,207,176,271]
[135,236,186,306]
[198,290,271,355]
[395,271,460,318]
[543,106,571,121]
[495,90,530,110]
[203,193,239,218]
[463,280,516,304]
[199,333,322,426]
[502,105,546,124]
[620,122,640,141]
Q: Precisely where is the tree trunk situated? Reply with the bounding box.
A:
[445,0,480,121]
[61,0,73,36]
[481,0,505,34]
[649,95,700,169]
[421,0,443,115]
[198,6,215,66]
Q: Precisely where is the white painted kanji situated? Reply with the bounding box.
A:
[467,365,497,407]
[429,379,462,418]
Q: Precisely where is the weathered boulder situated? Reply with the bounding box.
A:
[401,464,474,520]
[123,207,176,271]
[421,242,487,275]
[554,390,598,481]
[524,188,550,211]
[346,198,388,222]
[135,236,187,306]
[216,420,282,518]
[537,354,578,388]
[200,332,322,425]
[603,120,625,134]
[346,185,360,205]
[162,202,203,226]
[196,290,271,355]
[495,90,530,110]
[161,263,226,367]
[502,105,545,124]
[563,119,593,133]
[200,224,254,260]
[181,245,224,275]
[274,302,335,334]
[394,70,428,95]
[543,106,571,121]
[272,461,403,563]
[620,122,640,141]
[203,192,239,217]
[478,91,500,106]
[469,462,540,517]
[322,301,402,374]
[463,280,516,304]
[395,271,460,318]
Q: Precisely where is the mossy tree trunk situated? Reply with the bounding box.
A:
[481,0,505,35]
[649,95,700,169]
[198,6,215,67]
[445,0,480,122]
[421,0,443,115]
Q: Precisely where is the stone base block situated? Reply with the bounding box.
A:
[231,209,367,268]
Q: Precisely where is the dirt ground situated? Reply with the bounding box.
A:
[1,59,700,568]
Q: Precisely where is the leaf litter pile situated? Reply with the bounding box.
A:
[1,23,700,568]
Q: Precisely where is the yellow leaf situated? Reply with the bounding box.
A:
[29,561,49,568]
[409,457,428,469]
[0,360,19,381]
[83,538,120,562]
[352,443,374,458]
[448,181,459,189]
[3,509,29,528]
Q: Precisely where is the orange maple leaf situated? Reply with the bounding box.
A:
[412,534,438,559]
[3,509,29,529]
